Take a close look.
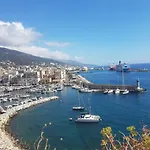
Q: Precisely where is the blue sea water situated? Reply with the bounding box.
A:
[10,65,150,150]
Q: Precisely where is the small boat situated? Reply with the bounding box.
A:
[69,117,73,121]
[72,106,85,110]
[75,113,101,123]
[0,98,7,103]
[72,85,80,90]
[115,89,120,94]
[0,106,6,114]
[31,97,37,101]
[103,89,108,94]
[12,103,19,107]
[108,89,113,94]
[122,89,129,95]
[5,105,12,109]
[41,91,46,94]
[50,96,59,100]
[79,88,89,93]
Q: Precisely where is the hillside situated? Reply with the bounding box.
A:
[0,47,64,65]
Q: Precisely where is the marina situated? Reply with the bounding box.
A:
[0,68,149,150]
[0,96,59,150]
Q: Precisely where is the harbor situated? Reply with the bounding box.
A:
[74,74,146,93]
[8,68,150,150]
[0,96,59,150]
[0,66,149,150]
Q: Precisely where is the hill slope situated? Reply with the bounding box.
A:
[0,47,64,65]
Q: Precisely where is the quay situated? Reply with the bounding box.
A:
[75,75,146,92]
[0,96,59,150]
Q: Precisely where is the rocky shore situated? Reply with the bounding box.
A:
[0,96,58,150]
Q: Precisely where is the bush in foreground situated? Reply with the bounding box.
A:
[34,123,150,150]
[101,125,150,150]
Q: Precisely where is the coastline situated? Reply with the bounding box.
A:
[0,96,58,150]
[77,74,92,84]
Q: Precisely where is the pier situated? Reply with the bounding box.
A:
[75,75,146,92]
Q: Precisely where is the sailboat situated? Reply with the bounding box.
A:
[115,88,120,94]
[103,89,108,94]
[122,89,129,95]
[108,89,113,94]
[72,91,84,110]
[115,77,120,94]
[75,94,101,123]
[122,69,129,95]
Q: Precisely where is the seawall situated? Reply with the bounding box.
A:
[0,96,58,150]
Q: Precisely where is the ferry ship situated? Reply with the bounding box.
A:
[109,63,116,71]
[116,61,130,72]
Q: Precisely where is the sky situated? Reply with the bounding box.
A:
[0,0,150,65]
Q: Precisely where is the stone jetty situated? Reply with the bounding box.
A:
[0,96,59,150]
[75,74,145,92]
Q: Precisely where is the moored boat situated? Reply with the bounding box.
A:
[108,89,113,94]
[72,106,85,110]
[115,89,120,94]
[103,89,108,94]
[122,89,129,95]
[75,113,101,123]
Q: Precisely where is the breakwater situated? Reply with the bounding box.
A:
[75,74,145,92]
[0,96,58,150]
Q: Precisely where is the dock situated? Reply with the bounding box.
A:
[75,75,146,92]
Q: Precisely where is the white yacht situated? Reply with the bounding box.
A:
[103,89,108,94]
[75,113,101,123]
[57,84,63,91]
[115,89,120,94]
[122,89,129,95]
[72,106,85,110]
[108,89,113,94]
[72,85,80,89]
[79,88,92,93]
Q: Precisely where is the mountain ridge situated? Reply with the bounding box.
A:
[0,47,64,65]
[0,47,98,67]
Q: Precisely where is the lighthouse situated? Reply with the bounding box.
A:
[136,78,140,89]
[136,78,143,91]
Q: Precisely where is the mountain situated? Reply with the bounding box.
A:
[0,47,98,67]
[62,60,98,68]
[0,47,64,65]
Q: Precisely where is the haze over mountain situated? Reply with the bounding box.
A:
[0,47,97,67]
[0,47,64,65]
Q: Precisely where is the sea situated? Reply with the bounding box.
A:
[9,63,150,150]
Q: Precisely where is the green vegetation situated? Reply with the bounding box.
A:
[101,125,150,150]
[34,123,150,150]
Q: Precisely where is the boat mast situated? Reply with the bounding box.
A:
[77,91,80,107]
[88,94,91,114]
[122,68,125,90]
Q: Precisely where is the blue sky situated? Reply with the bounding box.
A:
[0,0,150,65]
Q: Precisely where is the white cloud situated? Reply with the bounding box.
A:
[74,56,84,62]
[4,45,70,60]
[0,21,71,60]
[45,41,70,47]
[0,21,41,47]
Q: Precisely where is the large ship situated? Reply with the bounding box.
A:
[109,63,116,71]
[116,61,130,72]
